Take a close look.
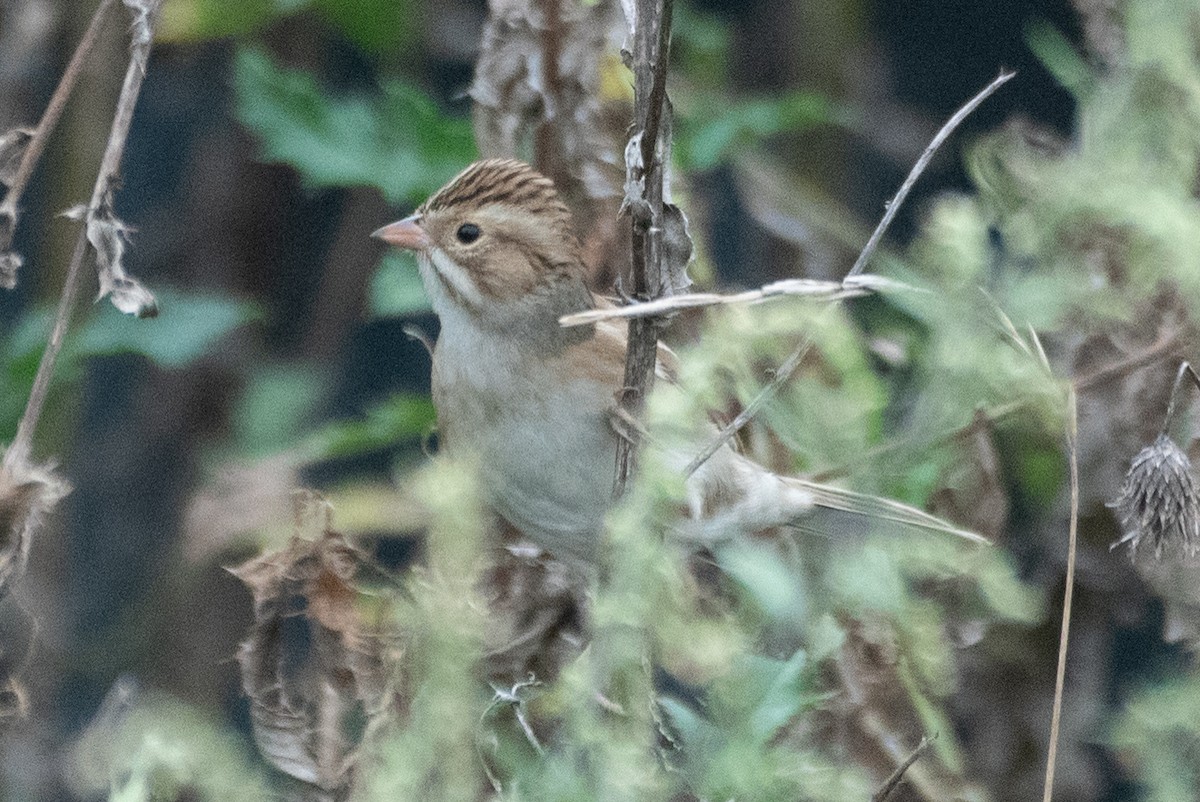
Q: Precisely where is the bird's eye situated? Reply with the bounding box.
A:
[456,223,481,244]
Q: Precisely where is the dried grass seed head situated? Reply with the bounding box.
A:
[1111,434,1200,559]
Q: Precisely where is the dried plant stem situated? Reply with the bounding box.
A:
[637,0,674,174]
[1041,388,1079,802]
[0,0,117,247]
[533,0,563,171]
[560,275,878,326]
[685,328,815,476]
[90,15,153,214]
[871,735,932,802]
[3,227,90,472]
[613,0,675,496]
[686,70,1014,474]
[846,69,1014,279]
[1158,361,1200,438]
[1071,327,1180,390]
[5,0,160,469]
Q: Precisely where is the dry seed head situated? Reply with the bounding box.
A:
[1110,434,1200,559]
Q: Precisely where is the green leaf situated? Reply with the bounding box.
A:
[1025,19,1095,97]
[72,691,274,801]
[159,0,289,41]
[1111,672,1200,802]
[657,696,723,760]
[370,251,430,317]
[72,288,257,368]
[234,47,476,205]
[672,4,731,86]
[232,363,330,455]
[678,91,837,171]
[314,0,417,54]
[744,649,811,742]
[1,290,254,441]
[716,539,807,622]
[303,394,435,459]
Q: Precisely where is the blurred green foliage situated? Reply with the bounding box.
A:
[676,92,839,171]
[670,4,841,171]
[233,44,472,319]
[229,362,331,456]
[234,47,476,206]
[1,288,256,442]
[353,457,488,802]
[301,394,435,460]
[369,251,430,318]
[1111,671,1200,802]
[161,0,418,53]
[70,690,274,801]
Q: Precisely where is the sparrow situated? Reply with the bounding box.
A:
[373,159,977,562]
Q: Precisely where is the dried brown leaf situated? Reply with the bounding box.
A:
[0,129,33,187]
[63,204,158,318]
[0,249,19,291]
[232,492,394,792]
[0,598,35,727]
[482,530,587,685]
[471,0,629,286]
[661,202,693,296]
[0,453,69,601]
[0,454,67,727]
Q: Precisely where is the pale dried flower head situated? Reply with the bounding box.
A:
[1111,434,1200,559]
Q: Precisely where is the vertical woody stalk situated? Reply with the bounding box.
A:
[614,0,675,496]
[589,5,680,794]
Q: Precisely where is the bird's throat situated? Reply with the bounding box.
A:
[424,259,596,354]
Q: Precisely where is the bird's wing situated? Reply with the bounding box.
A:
[568,308,986,546]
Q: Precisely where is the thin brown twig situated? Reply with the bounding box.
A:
[685,70,1015,476]
[533,0,562,172]
[833,653,941,800]
[3,227,90,471]
[91,7,156,214]
[684,327,816,476]
[638,0,674,176]
[4,0,161,470]
[1041,388,1079,802]
[1071,327,1181,390]
[1156,360,1200,438]
[871,735,932,802]
[0,0,118,271]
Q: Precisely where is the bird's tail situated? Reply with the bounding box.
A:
[782,475,990,545]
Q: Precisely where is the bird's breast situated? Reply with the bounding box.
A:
[431,319,619,557]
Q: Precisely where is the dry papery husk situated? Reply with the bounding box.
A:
[471,0,631,288]
[0,453,69,602]
[231,491,397,794]
[0,451,69,723]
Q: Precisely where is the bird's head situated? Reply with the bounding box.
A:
[373,159,590,328]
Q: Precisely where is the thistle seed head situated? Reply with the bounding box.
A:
[1111,434,1200,559]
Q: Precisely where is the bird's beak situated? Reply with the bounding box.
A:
[371,214,430,251]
